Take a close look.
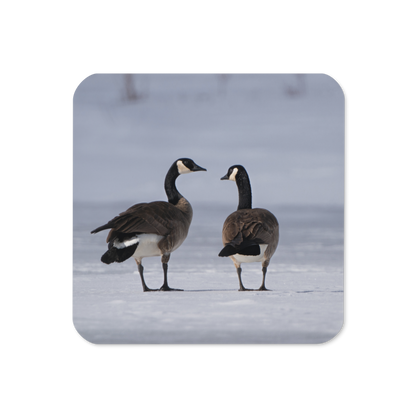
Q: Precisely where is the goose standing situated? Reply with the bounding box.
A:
[219,165,279,291]
[91,158,206,292]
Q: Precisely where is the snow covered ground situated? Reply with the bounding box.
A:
[73,201,343,344]
[73,74,344,344]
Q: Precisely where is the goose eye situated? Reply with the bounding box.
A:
[184,160,192,169]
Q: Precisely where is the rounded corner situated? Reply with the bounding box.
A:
[69,321,97,347]
[324,71,347,98]
[72,318,97,345]
[73,73,98,102]
[318,320,345,345]
[319,73,345,100]
[70,71,94,99]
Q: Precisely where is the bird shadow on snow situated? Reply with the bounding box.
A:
[296,290,344,293]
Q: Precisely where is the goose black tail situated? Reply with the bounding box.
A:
[218,244,261,257]
[101,243,138,264]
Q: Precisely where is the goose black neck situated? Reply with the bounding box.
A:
[165,163,183,205]
[235,171,252,210]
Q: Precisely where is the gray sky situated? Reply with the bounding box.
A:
[73,74,344,207]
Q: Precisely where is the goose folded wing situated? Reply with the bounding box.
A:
[242,220,272,242]
[224,207,279,244]
[104,202,177,243]
[223,219,268,246]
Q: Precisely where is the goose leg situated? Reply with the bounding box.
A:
[257,263,271,291]
[159,254,183,291]
[135,260,157,292]
[236,266,252,291]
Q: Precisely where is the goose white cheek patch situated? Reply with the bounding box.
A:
[177,160,192,174]
[229,167,238,181]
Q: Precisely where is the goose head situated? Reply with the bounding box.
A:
[220,165,246,181]
[176,158,207,175]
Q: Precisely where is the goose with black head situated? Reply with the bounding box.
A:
[91,158,206,292]
[219,165,279,291]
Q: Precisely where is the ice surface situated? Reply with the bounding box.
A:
[73,74,344,344]
[73,202,343,344]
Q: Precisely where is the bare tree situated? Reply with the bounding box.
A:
[123,74,139,101]
[217,74,231,96]
[284,74,307,97]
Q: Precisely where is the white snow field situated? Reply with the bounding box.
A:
[74,201,343,343]
[73,74,344,344]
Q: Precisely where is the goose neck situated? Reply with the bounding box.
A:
[236,173,252,210]
[165,163,183,205]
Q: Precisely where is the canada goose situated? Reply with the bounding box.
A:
[219,165,279,291]
[91,158,206,292]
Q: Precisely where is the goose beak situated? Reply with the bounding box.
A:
[220,174,228,180]
[192,163,207,172]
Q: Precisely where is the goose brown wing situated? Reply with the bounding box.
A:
[91,202,185,243]
[222,208,278,246]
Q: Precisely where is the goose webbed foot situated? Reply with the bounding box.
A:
[257,267,271,291]
[256,286,271,291]
[236,267,253,291]
[159,262,182,291]
[143,286,158,292]
[136,262,158,292]
[159,284,183,292]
